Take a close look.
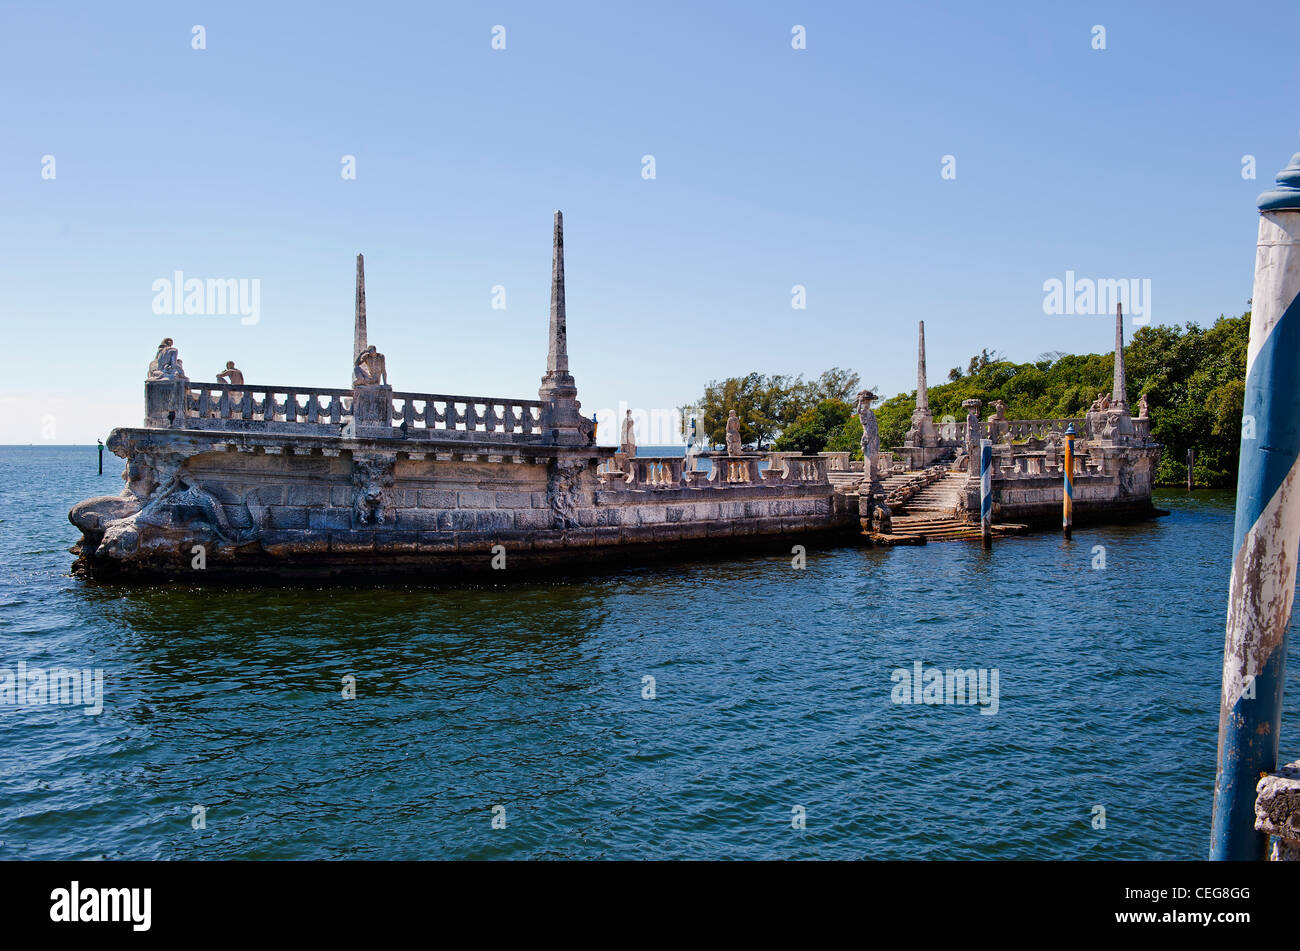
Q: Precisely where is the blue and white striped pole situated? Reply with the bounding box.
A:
[1210,153,1300,860]
[980,438,993,550]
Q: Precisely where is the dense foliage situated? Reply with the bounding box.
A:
[691,368,860,450]
[688,313,1250,487]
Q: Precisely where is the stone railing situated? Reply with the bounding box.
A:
[950,418,1084,444]
[183,382,353,427]
[819,451,852,471]
[167,381,550,444]
[711,456,763,485]
[624,457,685,488]
[1004,418,1085,441]
[389,391,546,441]
[764,455,828,484]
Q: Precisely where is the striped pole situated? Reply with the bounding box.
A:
[980,438,992,550]
[1062,423,1075,539]
[1210,153,1300,860]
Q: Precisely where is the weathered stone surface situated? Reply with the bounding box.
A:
[1256,761,1300,855]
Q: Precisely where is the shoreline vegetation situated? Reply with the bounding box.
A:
[687,312,1249,489]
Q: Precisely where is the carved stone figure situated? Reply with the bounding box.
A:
[353,345,388,387]
[854,391,879,460]
[725,410,743,456]
[872,502,892,534]
[215,360,244,411]
[961,398,983,458]
[620,410,637,457]
[991,399,1008,420]
[547,458,585,529]
[1137,393,1149,419]
[351,454,395,525]
[216,361,244,386]
[147,338,187,381]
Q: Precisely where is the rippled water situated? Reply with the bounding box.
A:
[2,445,1297,859]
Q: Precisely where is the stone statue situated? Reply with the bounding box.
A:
[854,390,879,461]
[216,361,244,386]
[725,410,743,456]
[620,410,637,457]
[961,398,983,457]
[1137,393,1149,419]
[147,338,187,382]
[991,399,1008,421]
[353,345,388,387]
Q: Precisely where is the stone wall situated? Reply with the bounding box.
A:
[964,443,1161,525]
[70,427,855,580]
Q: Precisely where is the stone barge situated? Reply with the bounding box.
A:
[68,213,1160,581]
[69,214,856,580]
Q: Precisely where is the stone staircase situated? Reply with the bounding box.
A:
[889,471,980,541]
[827,468,865,490]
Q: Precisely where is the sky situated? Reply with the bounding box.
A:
[2,0,1297,444]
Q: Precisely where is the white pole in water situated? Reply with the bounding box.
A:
[1211,152,1300,860]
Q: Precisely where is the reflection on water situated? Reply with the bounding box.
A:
[1,447,1296,858]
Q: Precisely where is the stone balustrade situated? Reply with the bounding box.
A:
[166,381,550,444]
[949,417,1084,445]
[765,455,828,484]
[711,456,763,485]
[389,392,545,440]
[623,457,685,488]
[818,451,852,471]
[183,382,353,427]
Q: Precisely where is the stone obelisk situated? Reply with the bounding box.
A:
[538,211,588,445]
[1112,302,1127,411]
[916,319,931,414]
[905,319,939,465]
[1105,303,1135,444]
[346,252,391,436]
[354,253,367,361]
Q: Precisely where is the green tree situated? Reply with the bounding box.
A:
[772,399,854,454]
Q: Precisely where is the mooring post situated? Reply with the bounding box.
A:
[980,438,992,550]
[97,438,103,475]
[1210,152,1300,860]
[1187,448,1194,490]
[1062,423,1075,539]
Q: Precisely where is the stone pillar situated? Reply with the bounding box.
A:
[145,380,188,427]
[349,384,393,436]
[538,211,592,446]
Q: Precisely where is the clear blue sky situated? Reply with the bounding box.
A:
[2,0,1296,443]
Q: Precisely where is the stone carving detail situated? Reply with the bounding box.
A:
[872,502,892,534]
[353,345,388,386]
[351,453,395,525]
[1137,393,1149,419]
[147,338,187,381]
[76,467,261,566]
[547,458,585,529]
